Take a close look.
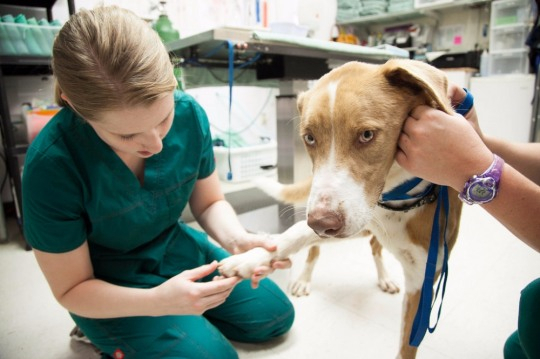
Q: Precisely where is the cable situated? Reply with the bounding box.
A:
[226,40,235,180]
[185,40,265,181]
[209,88,274,135]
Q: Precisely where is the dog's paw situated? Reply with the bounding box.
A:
[218,247,274,278]
[289,279,311,297]
[377,278,400,294]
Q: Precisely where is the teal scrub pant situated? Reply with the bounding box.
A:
[504,278,540,359]
[72,236,295,359]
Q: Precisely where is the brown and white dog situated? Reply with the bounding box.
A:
[218,59,463,358]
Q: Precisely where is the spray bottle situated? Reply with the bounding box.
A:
[153,1,184,90]
[479,49,489,77]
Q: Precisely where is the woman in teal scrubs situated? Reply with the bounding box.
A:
[22,6,294,359]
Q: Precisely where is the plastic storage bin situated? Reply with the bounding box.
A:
[490,24,530,52]
[22,106,60,143]
[490,0,532,26]
[213,141,277,182]
[0,21,61,56]
[488,49,529,75]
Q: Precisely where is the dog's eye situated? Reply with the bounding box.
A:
[359,130,374,143]
[304,134,316,146]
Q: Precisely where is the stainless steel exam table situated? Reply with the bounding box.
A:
[168,27,407,229]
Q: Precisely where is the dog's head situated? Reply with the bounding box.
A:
[297,59,452,238]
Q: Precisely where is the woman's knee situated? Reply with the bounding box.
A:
[74,315,239,359]
[517,278,540,357]
[239,282,295,343]
[208,279,295,343]
[249,301,295,342]
[504,331,526,359]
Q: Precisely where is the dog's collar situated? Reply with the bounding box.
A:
[377,177,438,212]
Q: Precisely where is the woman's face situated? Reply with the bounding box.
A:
[87,93,175,159]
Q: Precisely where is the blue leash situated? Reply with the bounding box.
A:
[379,178,450,347]
[409,185,450,346]
[408,88,474,346]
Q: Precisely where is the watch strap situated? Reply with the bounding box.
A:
[459,154,504,205]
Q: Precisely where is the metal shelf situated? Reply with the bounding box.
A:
[0,0,57,7]
[0,56,52,75]
[337,0,492,26]
[0,0,75,22]
[0,0,74,249]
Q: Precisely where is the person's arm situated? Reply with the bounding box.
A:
[483,136,540,186]
[189,170,262,254]
[396,105,540,252]
[448,84,540,185]
[34,242,240,319]
[482,162,540,251]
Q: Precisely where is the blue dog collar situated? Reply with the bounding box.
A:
[455,88,474,116]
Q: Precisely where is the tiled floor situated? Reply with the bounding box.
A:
[1,204,538,359]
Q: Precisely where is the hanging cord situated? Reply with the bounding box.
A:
[210,88,273,134]
[224,42,262,181]
[186,40,263,181]
[227,40,234,180]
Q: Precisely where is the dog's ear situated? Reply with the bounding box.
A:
[381,59,453,114]
[297,91,306,116]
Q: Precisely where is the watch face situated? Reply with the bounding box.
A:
[469,178,496,202]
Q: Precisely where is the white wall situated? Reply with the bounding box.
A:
[52,0,338,41]
[52,0,492,54]
[49,0,338,147]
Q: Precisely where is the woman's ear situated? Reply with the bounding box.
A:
[59,93,76,111]
[60,93,70,103]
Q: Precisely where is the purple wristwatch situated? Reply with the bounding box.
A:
[459,154,505,205]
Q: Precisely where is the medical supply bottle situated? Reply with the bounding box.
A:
[153,1,184,90]
[480,49,489,77]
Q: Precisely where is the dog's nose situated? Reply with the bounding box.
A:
[307,209,344,237]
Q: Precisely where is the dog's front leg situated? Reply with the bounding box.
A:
[218,220,319,278]
[289,245,320,296]
[398,289,421,359]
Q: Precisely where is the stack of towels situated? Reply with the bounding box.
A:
[337,0,362,22]
[337,0,390,21]
[387,0,414,13]
[359,0,388,16]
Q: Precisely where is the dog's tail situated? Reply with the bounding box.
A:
[253,176,312,205]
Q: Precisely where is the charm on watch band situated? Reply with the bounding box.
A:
[458,154,504,205]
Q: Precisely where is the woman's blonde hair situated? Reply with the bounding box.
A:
[52,6,177,121]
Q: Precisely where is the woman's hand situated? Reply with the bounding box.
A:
[396,105,493,191]
[447,84,484,140]
[153,261,241,315]
[190,172,291,288]
[222,232,292,289]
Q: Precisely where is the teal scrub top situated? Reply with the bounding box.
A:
[22,90,216,288]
